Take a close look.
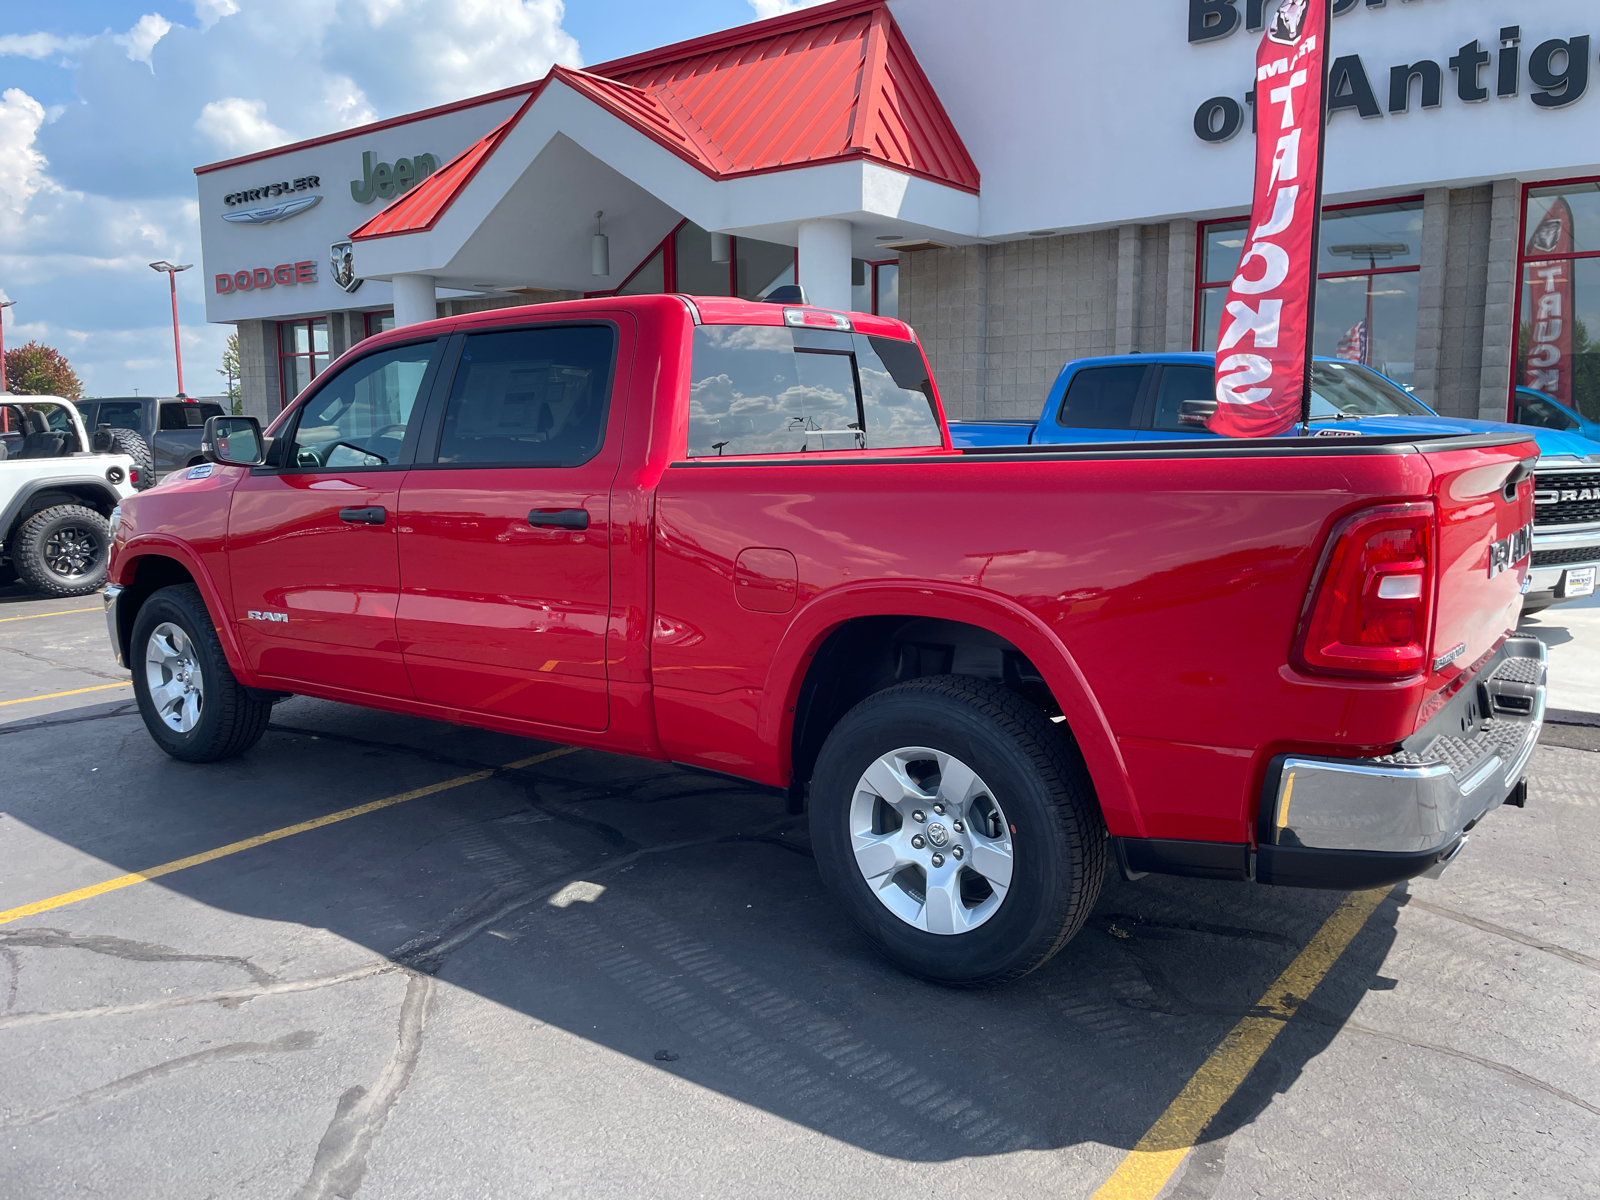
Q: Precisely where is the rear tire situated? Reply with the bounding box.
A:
[130,583,272,762]
[810,675,1106,986]
[12,504,110,597]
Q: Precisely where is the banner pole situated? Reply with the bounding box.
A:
[1300,0,1334,433]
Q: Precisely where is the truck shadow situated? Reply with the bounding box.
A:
[5,694,1401,1163]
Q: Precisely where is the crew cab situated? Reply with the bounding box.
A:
[103,296,1544,984]
[950,353,1598,613]
[76,396,226,480]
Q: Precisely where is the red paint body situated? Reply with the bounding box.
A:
[111,294,1537,850]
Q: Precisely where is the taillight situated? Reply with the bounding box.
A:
[1294,502,1435,678]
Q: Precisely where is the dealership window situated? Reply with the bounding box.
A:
[1515,179,1600,423]
[279,317,330,407]
[594,221,898,314]
[1196,197,1423,387]
[365,311,395,339]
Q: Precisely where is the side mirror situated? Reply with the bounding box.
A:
[1177,398,1218,427]
[202,415,265,466]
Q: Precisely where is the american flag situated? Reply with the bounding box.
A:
[1335,320,1368,364]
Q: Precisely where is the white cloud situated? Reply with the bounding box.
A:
[113,14,175,66]
[0,1,586,397]
[194,97,291,155]
[747,0,830,18]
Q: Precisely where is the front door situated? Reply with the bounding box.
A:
[228,338,442,697]
[397,319,629,731]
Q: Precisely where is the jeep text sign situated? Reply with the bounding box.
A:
[1208,0,1330,438]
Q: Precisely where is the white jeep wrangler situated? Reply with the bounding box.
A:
[1,395,145,597]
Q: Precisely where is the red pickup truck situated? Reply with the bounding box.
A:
[104,294,1546,984]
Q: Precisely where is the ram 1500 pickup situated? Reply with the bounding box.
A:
[104,295,1545,984]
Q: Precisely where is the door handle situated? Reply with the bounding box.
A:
[527,508,589,530]
[339,505,387,526]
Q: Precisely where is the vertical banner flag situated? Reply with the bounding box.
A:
[1522,196,1575,410]
[1209,0,1331,438]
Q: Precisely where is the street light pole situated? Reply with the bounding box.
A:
[0,299,13,394]
[149,261,193,398]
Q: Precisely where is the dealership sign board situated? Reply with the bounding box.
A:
[1209,0,1330,437]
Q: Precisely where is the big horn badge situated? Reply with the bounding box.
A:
[330,241,362,293]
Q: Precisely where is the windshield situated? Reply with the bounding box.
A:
[1307,361,1431,418]
[1513,390,1580,432]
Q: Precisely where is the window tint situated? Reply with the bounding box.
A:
[687,326,942,457]
[93,402,143,431]
[158,404,188,431]
[1150,366,1218,432]
[290,341,436,469]
[199,403,224,421]
[159,403,215,430]
[435,325,614,466]
[1056,366,1146,430]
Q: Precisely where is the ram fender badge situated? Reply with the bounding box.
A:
[246,610,289,623]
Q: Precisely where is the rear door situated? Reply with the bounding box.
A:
[1033,364,1152,445]
[1142,364,1219,440]
[396,318,631,731]
[227,338,442,696]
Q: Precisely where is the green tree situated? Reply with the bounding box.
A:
[3,340,83,401]
[217,330,242,414]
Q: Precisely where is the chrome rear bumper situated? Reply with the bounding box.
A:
[1257,636,1545,888]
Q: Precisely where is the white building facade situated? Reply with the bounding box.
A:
[197,0,1600,426]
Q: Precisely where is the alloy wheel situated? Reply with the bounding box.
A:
[145,621,205,733]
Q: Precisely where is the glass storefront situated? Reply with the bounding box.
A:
[278,317,330,408]
[1517,180,1600,423]
[1198,198,1423,386]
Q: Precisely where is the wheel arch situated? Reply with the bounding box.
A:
[113,539,253,684]
[758,583,1142,836]
[0,478,120,543]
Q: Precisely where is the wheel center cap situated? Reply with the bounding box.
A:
[925,822,950,848]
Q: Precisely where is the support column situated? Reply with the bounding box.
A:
[1165,219,1197,351]
[1114,225,1141,355]
[797,219,852,312]
[1478,178,1522,421]
[392,274,438,328]
[1410,188,1451,411]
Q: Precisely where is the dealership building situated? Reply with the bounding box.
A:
[197,0,1600,427]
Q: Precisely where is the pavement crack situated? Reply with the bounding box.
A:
[0,927,277,987]
[1335,1017,1600,1119]
[0,644,126,683]
[1100,913,1299,950]
[0,703,138,736]
[0,1031,318,1128]
[294,973,435,1200]
[0,960,399,1030]
[0,946,18,1013]
[1399,896,1600,973]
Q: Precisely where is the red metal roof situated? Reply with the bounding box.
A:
[351,0,975,243]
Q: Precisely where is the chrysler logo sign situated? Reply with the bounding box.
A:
[222,195,322,225]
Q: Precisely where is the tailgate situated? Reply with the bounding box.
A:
[1424,438,1538,684]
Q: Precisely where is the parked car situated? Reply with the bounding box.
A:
[950,354,1597,613]
[0,395,140,595]
[1512,384,1600,443]
[76,396,226,481]
[105,296,1542,985]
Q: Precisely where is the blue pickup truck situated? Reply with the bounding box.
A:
[949,353,1600,613]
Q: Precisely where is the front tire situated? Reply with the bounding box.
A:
[130,584,272,762]
[12,504,110,597]
[810,675,1106,986]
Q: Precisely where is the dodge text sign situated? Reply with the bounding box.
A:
[1209,0,1329,438]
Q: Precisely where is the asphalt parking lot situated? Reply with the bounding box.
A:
[2,584,1597,1199]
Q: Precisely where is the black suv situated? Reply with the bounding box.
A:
[76,397,226,479]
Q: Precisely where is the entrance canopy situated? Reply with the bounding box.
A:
[350,0,980,311]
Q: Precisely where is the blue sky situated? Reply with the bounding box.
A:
[0,0,821,396]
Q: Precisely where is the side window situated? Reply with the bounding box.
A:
[433,325,615,467]
[94,402,143,431]
[1056,366,1147,430]
[687,326,942,457]
[289,341,437,469]
[1150,367,1218,433]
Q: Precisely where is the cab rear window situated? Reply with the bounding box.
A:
[687,326,942,457]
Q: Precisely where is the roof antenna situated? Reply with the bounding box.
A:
[592,210,610,277]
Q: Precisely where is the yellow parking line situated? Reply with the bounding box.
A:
[0,745,579,927]
[0,607,102,623]
[0,682,132,707]
[1090,887,1390,1200]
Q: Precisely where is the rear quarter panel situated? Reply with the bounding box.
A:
[653,447,1440,844]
